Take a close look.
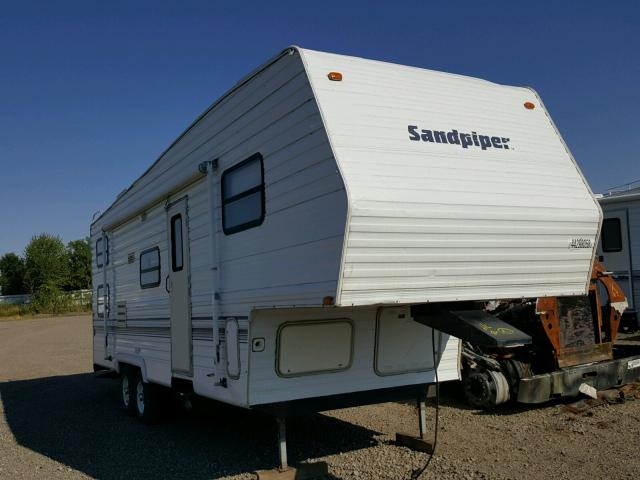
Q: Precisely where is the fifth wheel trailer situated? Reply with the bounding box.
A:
[90,46,634,471]
[597,185,640,330]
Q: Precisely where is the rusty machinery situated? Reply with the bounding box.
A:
[412,260,640,408]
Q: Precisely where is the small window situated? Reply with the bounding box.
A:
[96,236,109,268]
[221,153,265,235]
[139,247,161,288]
[171,214,183,272]
[602,218,622,252]
[96,284,110,318]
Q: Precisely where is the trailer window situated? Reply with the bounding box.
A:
[97,284,110,318]
[139,247,161,288]
[170,214,183,272]
[221,153,265,235]
[602,218,622,252]
[95,236,109,268]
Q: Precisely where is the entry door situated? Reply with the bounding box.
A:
[598,210,633,308]
[167,197,192,375]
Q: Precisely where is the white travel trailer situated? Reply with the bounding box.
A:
[91,46,601,471]
[597,183,640,328]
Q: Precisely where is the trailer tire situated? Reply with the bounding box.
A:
[133,370,163,425]
[120,368,136,416]
[463,369,510,409]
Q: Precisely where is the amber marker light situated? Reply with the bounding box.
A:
[524,101,535,110]
[327,71,343,81]
[322,296,335,306]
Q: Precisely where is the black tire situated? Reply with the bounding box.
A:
[120,368,136,416]
[133,370,163,425]
[462,369,510,409]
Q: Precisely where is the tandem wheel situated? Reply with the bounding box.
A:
[119,368,136,416]
[132,370,164,425]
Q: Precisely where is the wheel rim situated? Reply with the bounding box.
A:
[122,376,130,407]
[464,370,510,408]
[136,380,145,414]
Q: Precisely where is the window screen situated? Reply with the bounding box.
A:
[96,236,109,267]
[139,247,161,288]
[221,153,265,235]
[171,214,183,272]
[97,284,110,318]
[602,218,622,252]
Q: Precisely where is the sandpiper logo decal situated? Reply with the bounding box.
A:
[408,125,511,150]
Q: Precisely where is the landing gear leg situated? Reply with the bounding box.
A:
[418,391,428,440]
[396,386,434,453]
[255,417,329,480]
[277,416,288,471]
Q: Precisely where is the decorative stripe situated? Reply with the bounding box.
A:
[94,325,216,342]
[93,315,248,344]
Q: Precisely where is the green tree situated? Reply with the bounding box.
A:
[24,234,69,293]
[66,238,92,291]
[0,253,26,295]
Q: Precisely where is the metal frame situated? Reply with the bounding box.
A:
[536,259,627,369]
[518,354,640,403]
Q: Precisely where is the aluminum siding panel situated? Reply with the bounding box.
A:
[301,49,600,306]
[248,306,459,405]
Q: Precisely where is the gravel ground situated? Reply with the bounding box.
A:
[1,315,640,480]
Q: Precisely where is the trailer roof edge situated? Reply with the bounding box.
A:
[91,46,301,229]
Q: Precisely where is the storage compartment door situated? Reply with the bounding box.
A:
[277,320,352,377]
[375,306,436,376]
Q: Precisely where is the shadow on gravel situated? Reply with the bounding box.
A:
[0,374,379,479]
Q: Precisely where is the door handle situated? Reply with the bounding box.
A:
[165,275,171,294]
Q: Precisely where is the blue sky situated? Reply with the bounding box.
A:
[0,1,638,256]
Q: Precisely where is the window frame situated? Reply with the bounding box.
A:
[221,153,265,235]
[170,214,184,272]
[95,236,109,268]
[602,217,623,253]
[96,283,110,318]
[139,246,161,289]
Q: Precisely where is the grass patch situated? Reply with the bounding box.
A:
[0,303,31,318]
[0,302,91,320]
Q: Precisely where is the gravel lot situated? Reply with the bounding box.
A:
[1,315,639,480]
